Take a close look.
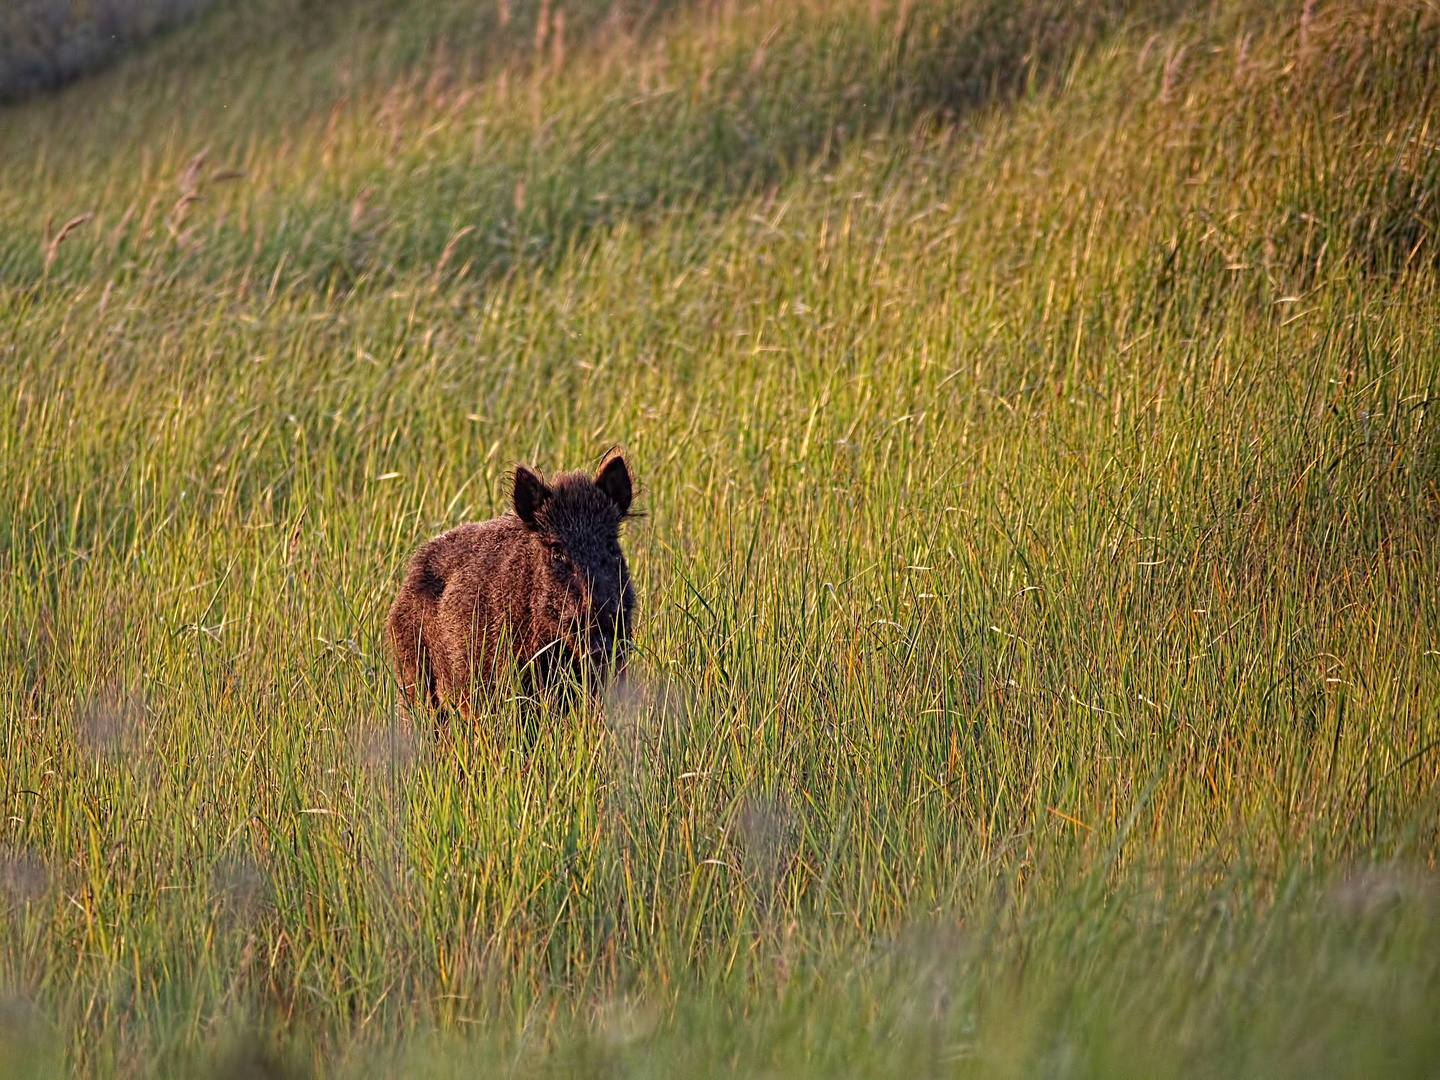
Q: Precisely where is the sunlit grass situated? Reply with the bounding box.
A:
[1,0,1438,1075]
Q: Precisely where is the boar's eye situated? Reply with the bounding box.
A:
[549,549,567,570]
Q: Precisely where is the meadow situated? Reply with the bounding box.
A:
[1,0,1439,1074]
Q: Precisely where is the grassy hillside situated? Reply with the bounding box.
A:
[2,0,1439,1075]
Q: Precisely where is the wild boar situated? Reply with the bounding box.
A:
[387,451,637,716]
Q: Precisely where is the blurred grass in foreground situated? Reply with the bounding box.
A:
[1,0,1439,1075]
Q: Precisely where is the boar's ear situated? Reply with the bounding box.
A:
[595,452,633,516]
[512,464,552,526]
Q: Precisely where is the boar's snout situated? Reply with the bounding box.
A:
[579,578,629,659]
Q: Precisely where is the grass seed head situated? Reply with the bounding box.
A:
[737,793,797,902]
[74,684,146,761]
[209,856,272,926]
[0,848,48,906]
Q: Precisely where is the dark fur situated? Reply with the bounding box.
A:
[387,451,636,717]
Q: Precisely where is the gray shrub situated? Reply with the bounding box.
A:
[0,0,215,101]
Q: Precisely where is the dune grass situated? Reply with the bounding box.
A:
[1,0,1439,1075]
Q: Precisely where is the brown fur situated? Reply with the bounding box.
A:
[387,451,636,716]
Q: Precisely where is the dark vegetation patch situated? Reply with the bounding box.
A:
[1267,5,1440,278]
[0,0,215,101]
[1227,360,1440,606]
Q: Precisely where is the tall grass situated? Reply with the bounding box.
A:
[1,0,1439,1075]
